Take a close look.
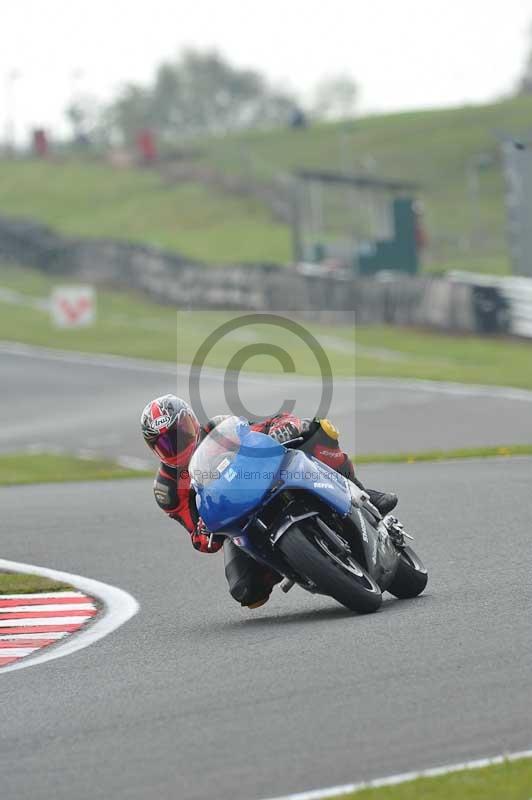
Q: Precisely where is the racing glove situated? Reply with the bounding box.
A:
[191,519,224,554]
[263,414,302,444]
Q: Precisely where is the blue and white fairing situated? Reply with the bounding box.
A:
[189,416,351,533]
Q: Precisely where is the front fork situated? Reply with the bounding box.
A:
[381,515,414,549]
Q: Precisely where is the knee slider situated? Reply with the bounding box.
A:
[229,578,258,605]
[226,568,268,606]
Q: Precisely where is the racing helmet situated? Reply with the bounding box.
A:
[141,394,200,468]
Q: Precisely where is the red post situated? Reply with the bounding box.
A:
[33,128,49,158]
[136,128,157,164]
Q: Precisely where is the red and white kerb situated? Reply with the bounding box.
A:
[0,591,97,668]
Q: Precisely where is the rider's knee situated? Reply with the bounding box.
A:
[224,559,269,606]
[228,578,266,606]
[225,564,267,605]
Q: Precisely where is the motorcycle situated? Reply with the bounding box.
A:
[189,416,428,613]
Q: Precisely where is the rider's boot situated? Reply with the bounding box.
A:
[367,489,398,516]
[352,477,398,515]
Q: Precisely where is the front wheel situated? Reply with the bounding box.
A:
[277,523,382,613]
[388,546,428,599]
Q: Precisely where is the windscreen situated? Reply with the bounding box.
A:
[189,416,248,488]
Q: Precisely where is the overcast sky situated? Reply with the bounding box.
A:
[2,0,531,141]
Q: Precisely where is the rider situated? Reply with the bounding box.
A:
[141,395,398,609]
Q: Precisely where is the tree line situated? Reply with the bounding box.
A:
[67,49,358,144]
[66,27,532,147]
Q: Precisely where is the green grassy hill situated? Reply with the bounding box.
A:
[0,161,291,263]
[197,95,532,273]
[1,95,531,270]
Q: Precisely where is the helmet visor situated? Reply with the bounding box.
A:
[152,415,198,466]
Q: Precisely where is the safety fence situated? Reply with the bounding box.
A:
[448,271,532,338]
[0,214,530,338]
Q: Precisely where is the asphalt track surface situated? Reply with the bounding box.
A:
[1,343,532,462]
[1,343,532,799]
[2,459,531,800]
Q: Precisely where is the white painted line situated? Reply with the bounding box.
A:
[0,603,96,613]
[0,648,38,657]
[3,340,532,402]
[0,591,87,600]
[0,632,67,640]
[357,377,532,403]
[116,455,153,471]
[0,616,92,627]
[0,559,139,674]
[0,341,176,375]
[261,748,532,800]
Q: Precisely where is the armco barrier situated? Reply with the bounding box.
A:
[450,271,532,338]
[498,279,532,338]
[0,214,530,337]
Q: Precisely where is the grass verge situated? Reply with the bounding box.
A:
[0,453,151,487]
[1,263,532,390]
[332,756,532,799]
[0,573,73,594]
[1,445,530,491]
[355,444,532,465]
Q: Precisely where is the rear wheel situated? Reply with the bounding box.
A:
[388,546,428,599]
[277,523,382,613]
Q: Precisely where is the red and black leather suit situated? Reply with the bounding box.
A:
[153,413,356,607]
